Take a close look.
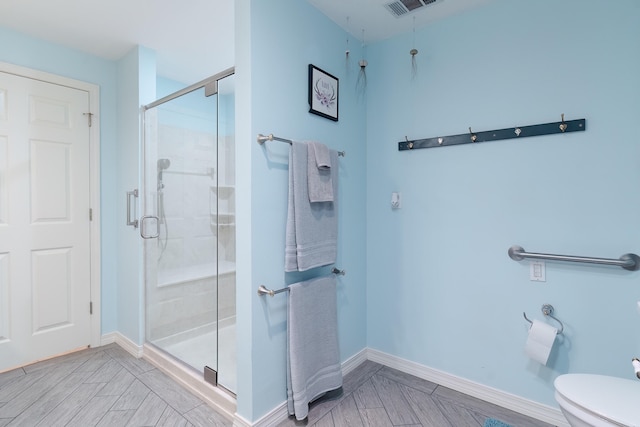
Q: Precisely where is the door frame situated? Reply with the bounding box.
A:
[0,61,101,348]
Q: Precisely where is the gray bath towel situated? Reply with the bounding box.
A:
[307,142,333,203]
[285,142,338,272]
[286,275,342,420]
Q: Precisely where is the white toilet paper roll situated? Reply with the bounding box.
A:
[525,319,557,365]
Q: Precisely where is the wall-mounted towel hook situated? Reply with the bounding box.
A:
[405,136,414,149]
[469,127,477,142]
[559,113,567,132]
[523,304,564,335]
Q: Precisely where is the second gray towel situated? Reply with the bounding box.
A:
[285,142,338,272]
[307,141,333,203]
[286,275,342,420]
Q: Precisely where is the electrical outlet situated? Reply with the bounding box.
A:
[530,261,546,282]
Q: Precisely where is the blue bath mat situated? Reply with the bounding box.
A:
[484,419,513,427]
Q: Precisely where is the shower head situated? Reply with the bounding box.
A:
[157,158,171,170]
[157,158,171,191]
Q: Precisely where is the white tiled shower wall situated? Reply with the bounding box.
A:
[150,124,236,342]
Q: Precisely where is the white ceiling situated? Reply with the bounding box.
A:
[0,0,489,84]
[0,0,235,84]
[308,0,494,43]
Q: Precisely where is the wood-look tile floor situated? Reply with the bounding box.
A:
[277,361,555,427]
[0,343,231,427]
[0,344,556,427]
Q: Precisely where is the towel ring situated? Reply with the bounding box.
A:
[523,304,564,335]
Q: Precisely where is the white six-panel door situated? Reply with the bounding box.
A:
[0,70,92,372]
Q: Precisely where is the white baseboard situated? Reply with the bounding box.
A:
[366,348,569,427]
[249,401,288,427]
[99,331,117,346]
[100,332,143,358]
[232,414,253,427]
[341,347,368,377]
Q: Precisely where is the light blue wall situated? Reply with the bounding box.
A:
[7,0,640,420]
[236,0,368,420]
[157,76,184,98]
[155,76,217,133]
[0,26,119,334]
[366,0,640,407]
[115,46,156,344]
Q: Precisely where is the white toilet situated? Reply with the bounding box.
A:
[554,373,640,426]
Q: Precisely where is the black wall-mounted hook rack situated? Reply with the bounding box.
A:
[398,116,586,151]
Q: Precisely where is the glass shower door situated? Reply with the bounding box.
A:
[142,77,236,392]
[214,74,236,392]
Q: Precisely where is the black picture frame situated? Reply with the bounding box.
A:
[308,64,339,121]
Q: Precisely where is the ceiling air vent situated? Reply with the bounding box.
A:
[385,0,440,18]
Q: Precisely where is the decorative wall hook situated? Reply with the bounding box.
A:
[403,136,414,149]
[405,136,414,149]
[469,127,477,142]
[410,16,419,79]
[345,16,351,61]
[514,127,522,136]
[559,113,567,132]
[356,29,368,96]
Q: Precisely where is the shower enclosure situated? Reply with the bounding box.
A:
[141,69,236,393]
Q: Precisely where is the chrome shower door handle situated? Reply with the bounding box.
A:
[126,189,139,228]
[140,215,160,239]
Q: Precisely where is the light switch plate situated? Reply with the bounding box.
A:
[391,192,401,209]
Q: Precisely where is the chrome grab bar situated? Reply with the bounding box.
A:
[508,245,640,271]
[126,189,139,228]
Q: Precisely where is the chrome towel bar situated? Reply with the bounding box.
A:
[257,133,345,157]
[257,268,346,297]
[257,133,293,145]
[508,245,640,271]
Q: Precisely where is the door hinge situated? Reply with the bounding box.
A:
[90,301,93,315]
[83,112,93,127]
[89,208,93,221]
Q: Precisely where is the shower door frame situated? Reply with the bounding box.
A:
[140,67,235,388]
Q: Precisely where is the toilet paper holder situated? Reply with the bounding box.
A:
[523,304,564,335]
